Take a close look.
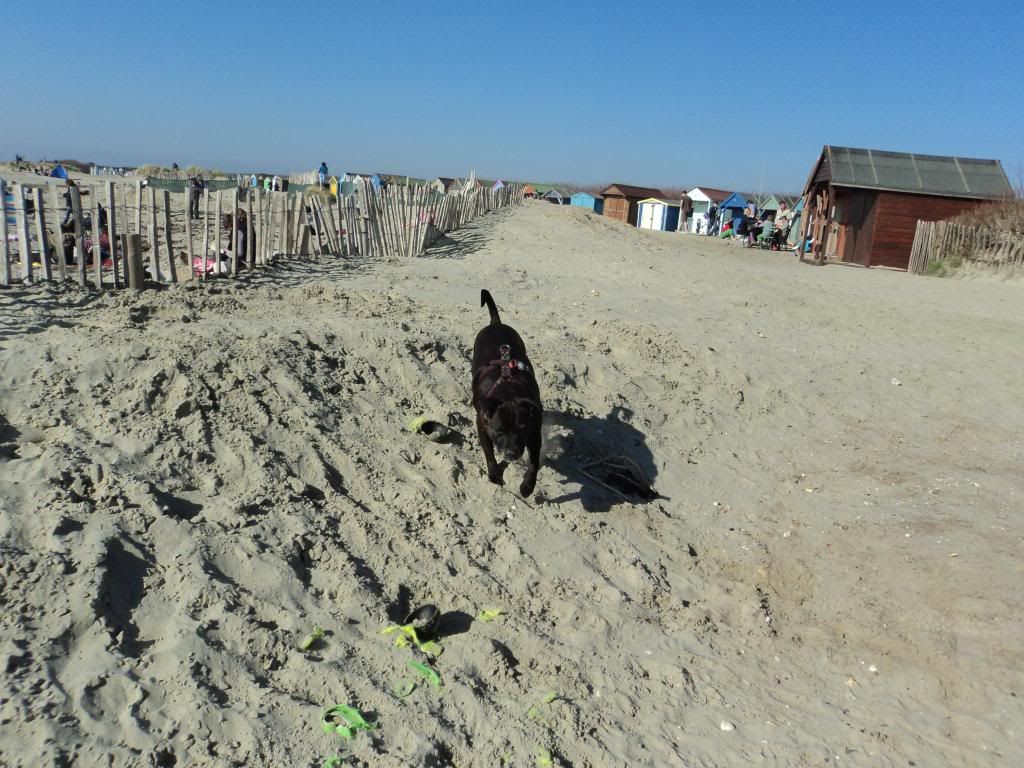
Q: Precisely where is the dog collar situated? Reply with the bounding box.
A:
[497,344,528,379]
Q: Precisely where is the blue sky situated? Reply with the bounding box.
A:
[4,0,1022,192]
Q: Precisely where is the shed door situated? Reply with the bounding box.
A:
[639,203,659,229]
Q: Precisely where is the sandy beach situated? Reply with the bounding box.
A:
[1,201,1021,767]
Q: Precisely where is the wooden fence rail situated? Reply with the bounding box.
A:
[0,177,523,289]
[909,219,1024,275]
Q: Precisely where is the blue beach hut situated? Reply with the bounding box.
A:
[718,192,749,232]
[570,192,603,213]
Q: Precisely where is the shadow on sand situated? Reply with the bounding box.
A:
[544,405,662,513]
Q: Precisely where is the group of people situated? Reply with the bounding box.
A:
[699,201,795,250]
[248,174,283,193]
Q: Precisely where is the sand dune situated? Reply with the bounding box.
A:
[1,202,1021,767]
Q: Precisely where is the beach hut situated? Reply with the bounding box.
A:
[328,176,340,196]
[523,184,536,198]
[787,197,805,247]
[717,192,749,233]
[345,172,383,190]
[541,188,570,205]
[492,180,505,191]
[600,183,664,225]
[49,164,68,180]
[685,187,731,232]
[570,192,603,213]
[636,198,681,231]
[799,145,1012,269]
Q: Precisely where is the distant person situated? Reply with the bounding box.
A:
[172,162,179,170]
[188,176,203,220]
[737,205,754,246]
[707,204,720,236]
[318,162,328,189]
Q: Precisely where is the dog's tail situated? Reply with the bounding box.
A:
[480,289,501,326]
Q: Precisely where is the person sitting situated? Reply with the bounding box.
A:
[772,202,794,250]
[718,218,734,239]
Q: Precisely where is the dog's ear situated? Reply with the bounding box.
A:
[516,399,539,427]
[481,397,502,420]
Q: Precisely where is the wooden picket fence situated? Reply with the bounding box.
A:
[908,219,1024,275]
[0,176,523,289]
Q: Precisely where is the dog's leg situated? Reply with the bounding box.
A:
[519,428,542,497]
[477,412,505,485]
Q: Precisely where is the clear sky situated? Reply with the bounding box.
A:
[3,0,1022,193]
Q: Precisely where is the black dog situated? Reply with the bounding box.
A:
[472,290,542,497]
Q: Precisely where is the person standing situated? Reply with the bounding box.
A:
[318,162,329,189]
[707,204,720,236]
[188,176,203,220]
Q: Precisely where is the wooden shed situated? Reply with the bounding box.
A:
[600,183,665,225]
[800,146,1012,269]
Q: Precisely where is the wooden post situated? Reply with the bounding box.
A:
[202,189,210,279]
[162,190,177,283]
[106,182,119,288]
[47,184,67,282]
[147,186,159,280]
[185,188,194,280]
[13,184,33,283]
[216,189,224,276]
[135,179,143,234]
[69,184,87,287]
[91,191,104,289]
[32,187,52,281]
[126,233,144,289]
[0,178,10,285]
[231,187,239,275]
[246,188,255,269]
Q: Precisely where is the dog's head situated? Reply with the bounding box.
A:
[481,397,537,461]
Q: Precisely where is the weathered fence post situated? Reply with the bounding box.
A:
[70,184,87,287]
[32,187,53,282]
[106,182,119,288]
[47,184,66,283]
[148,186,159,280]
[231,187,239,275]
[0,178,10,285]
[185,189,194,280]
[126,233,144,290]
[91,191,104,289]
[14,184,33,283]
[162,190,177,283]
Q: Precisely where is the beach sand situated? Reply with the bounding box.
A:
[1,202,1021,766]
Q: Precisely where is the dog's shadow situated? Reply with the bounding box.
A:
[543,405,661,513]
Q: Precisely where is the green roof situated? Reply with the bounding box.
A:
[814,146,1012,200]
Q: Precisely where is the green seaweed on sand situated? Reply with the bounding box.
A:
[476,608,504,622]
[407,660,442,689]
[321,704,377,741]
[298,626,325,651]
[382,624,443,657]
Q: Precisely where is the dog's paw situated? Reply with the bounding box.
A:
[488,468,505,486]
[519,477,536,498]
